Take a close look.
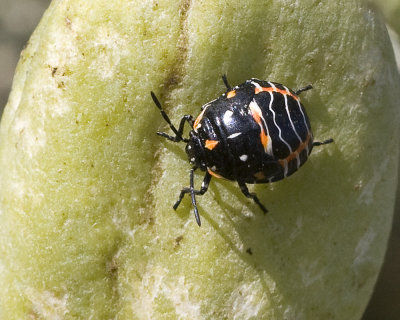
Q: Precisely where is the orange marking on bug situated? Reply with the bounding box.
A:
[255,86,299,101]
[249,103,262,125]
[249,102,269,151]
[226,90,236,98]
[207,167,224,179]
[193,109,205,130]
[205,139,219,150]
[254,171,266,180]
[260,131,269,150]
[278,133,311,167]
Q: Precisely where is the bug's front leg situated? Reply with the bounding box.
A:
[173,170,212,226]
[156,114,194,143]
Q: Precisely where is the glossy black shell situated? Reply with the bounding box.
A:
[186,79,314,183]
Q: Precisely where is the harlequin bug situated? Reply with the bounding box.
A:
[151,76,333,226]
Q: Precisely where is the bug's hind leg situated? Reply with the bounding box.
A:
[295,84,313,95]
[313,138,334,147]
[173,169,212,226]
[237,180,268,214]
[222,74,232,90]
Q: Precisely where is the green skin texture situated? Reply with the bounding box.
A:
[372,0,400,35]
[0,0,399,319]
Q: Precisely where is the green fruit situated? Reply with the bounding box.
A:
[1,0,399,319]
[371,0,400,35]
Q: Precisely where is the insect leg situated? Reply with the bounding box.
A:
[156,115,194,143]
[295,84,313,95]
[151,91,193,143]
[313,138,334,147]
[222,74,231,90]
[237,180,268,214]
[173,170,212,226]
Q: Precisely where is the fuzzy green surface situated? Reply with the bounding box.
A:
[372,0,400,35]
[0,0,399,319]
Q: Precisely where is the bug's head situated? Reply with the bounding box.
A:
[185,132,207,170]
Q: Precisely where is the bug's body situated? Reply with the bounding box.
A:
[188,79,313,183]
[152,76,332,226]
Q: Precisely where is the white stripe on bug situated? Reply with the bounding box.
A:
[250,80,273,154]
[250,79,263,90]
[283,85,303,168]
[296,100,310,132]
[201,98,217,110]
[249,100,274,156]
[267,82,293,154]
[295,99,311,154]
[283,86,303,143]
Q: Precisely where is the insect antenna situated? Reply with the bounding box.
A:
[151,91,193,143]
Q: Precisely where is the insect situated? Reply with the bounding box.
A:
[151,76,333,226]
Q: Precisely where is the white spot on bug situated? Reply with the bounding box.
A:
[240,154,248,162]
[211,166,217,171]
[187,145,192,150]
[228,132,242,139]
[223,110,234,124]
[190,157,195,163]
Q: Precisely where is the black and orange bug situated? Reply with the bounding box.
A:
[151,76,333,226]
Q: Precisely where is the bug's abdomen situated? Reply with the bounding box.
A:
[252,81,314,181]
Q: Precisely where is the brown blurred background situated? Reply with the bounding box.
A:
[0,0,399,318]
